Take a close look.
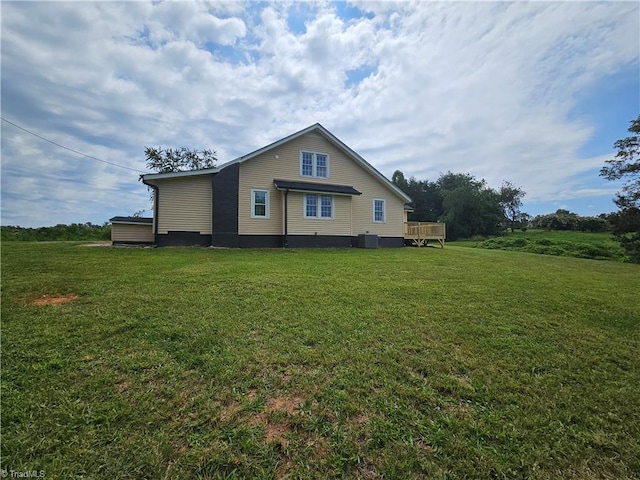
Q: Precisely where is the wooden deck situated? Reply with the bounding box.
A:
[404,222,446,248]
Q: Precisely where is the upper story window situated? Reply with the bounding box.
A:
[300,151,329,178]
[373,198,386,223]
[251,189,270,218]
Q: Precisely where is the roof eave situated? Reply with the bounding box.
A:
[273,180,362,196]
[141,168,219,181]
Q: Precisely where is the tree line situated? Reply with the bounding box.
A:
[392,170,528,240]
[395,114,638,261]
[393,171,620,240]
[1,223,111,242]
[529,209,612,233]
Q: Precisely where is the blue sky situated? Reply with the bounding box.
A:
[1,1,638,227]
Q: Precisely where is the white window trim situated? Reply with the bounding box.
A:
[303,194,334,220]
[373,198,386,223]
[300,150,330,178]
[251,188,270,219]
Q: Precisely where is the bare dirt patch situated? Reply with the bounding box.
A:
[358,457,379,479]
[220,399,243,422]
[32,293,79,306]
[265,395,304,415]
[249,394,305,447]
[276,459,295,479]
[246,389,258,401]
[79,242,111,247]
[117,382,131,394]
[264,422,291,447]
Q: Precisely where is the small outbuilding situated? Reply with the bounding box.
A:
[109,216,154,245]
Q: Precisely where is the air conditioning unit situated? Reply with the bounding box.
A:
[358,234,379,249]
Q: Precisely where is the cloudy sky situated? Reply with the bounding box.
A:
[1,1,638,227]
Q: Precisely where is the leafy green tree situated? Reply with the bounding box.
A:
[391,170,408,191]
[144,147,217,173]
[392,172,444,221]
[438,172,504,240]
[407,177,443,222]
[499,181,526,232]
[392,170,512,239]
[577,216,609,233]
[600,115,640,262]
[531,209,579,230]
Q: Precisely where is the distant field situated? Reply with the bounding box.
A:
[448,229,627,261]
[2,242,639,479]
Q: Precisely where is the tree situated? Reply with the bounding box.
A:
[391,171,444,222]
[498,181,526,232]
[600,115,640,262]
[530,209,579,231]
[144,147,217,173]
[391,170,408,191]
[392,170,511,238]
[438,172,504,240]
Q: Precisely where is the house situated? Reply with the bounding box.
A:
[113,123,415,248]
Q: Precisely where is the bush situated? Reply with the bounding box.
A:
[1,223,111,242]
[535,238,553,246]
[475,232,626,261]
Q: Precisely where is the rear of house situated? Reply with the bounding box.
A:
[120,124,412,248]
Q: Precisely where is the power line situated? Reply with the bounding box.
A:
[1,116,148,174]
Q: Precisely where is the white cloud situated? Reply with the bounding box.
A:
[1,1,638,227]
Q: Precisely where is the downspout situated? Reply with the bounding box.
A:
[141,178,159,245]
[283,189,289,248]
[211,177,215,247]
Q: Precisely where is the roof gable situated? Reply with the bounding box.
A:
[141,124,411,203]
[218,124,411,202]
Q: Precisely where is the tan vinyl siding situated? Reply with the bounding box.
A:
[352,192,405,237]
[149,175,212,234]
[238,132,404,237]
[288,192,351,236]
[111,223,154,243]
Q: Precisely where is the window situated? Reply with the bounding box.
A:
[320,195,332,218]
[300,151,329,178]
[373,198,385,223]
[305,194,317,218]
[316,154,328,177]
[251,189,269,218]
[302,152,314,176]
[305,194,333,219]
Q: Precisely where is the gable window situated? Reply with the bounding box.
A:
[316,154,328,177]
[373,198,385,223]
[251,189,270,218]
[302,152,314,176]
[304,194,333,219]
[300,151,329,178]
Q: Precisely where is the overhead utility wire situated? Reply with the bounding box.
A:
[1,116,148,174]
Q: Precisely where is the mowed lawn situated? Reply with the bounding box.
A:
[1,243,639,479]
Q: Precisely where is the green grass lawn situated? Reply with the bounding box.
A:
[448,229,627,262]
[2,242,639,479]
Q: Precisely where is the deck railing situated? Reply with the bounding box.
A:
[404,222,446,248]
